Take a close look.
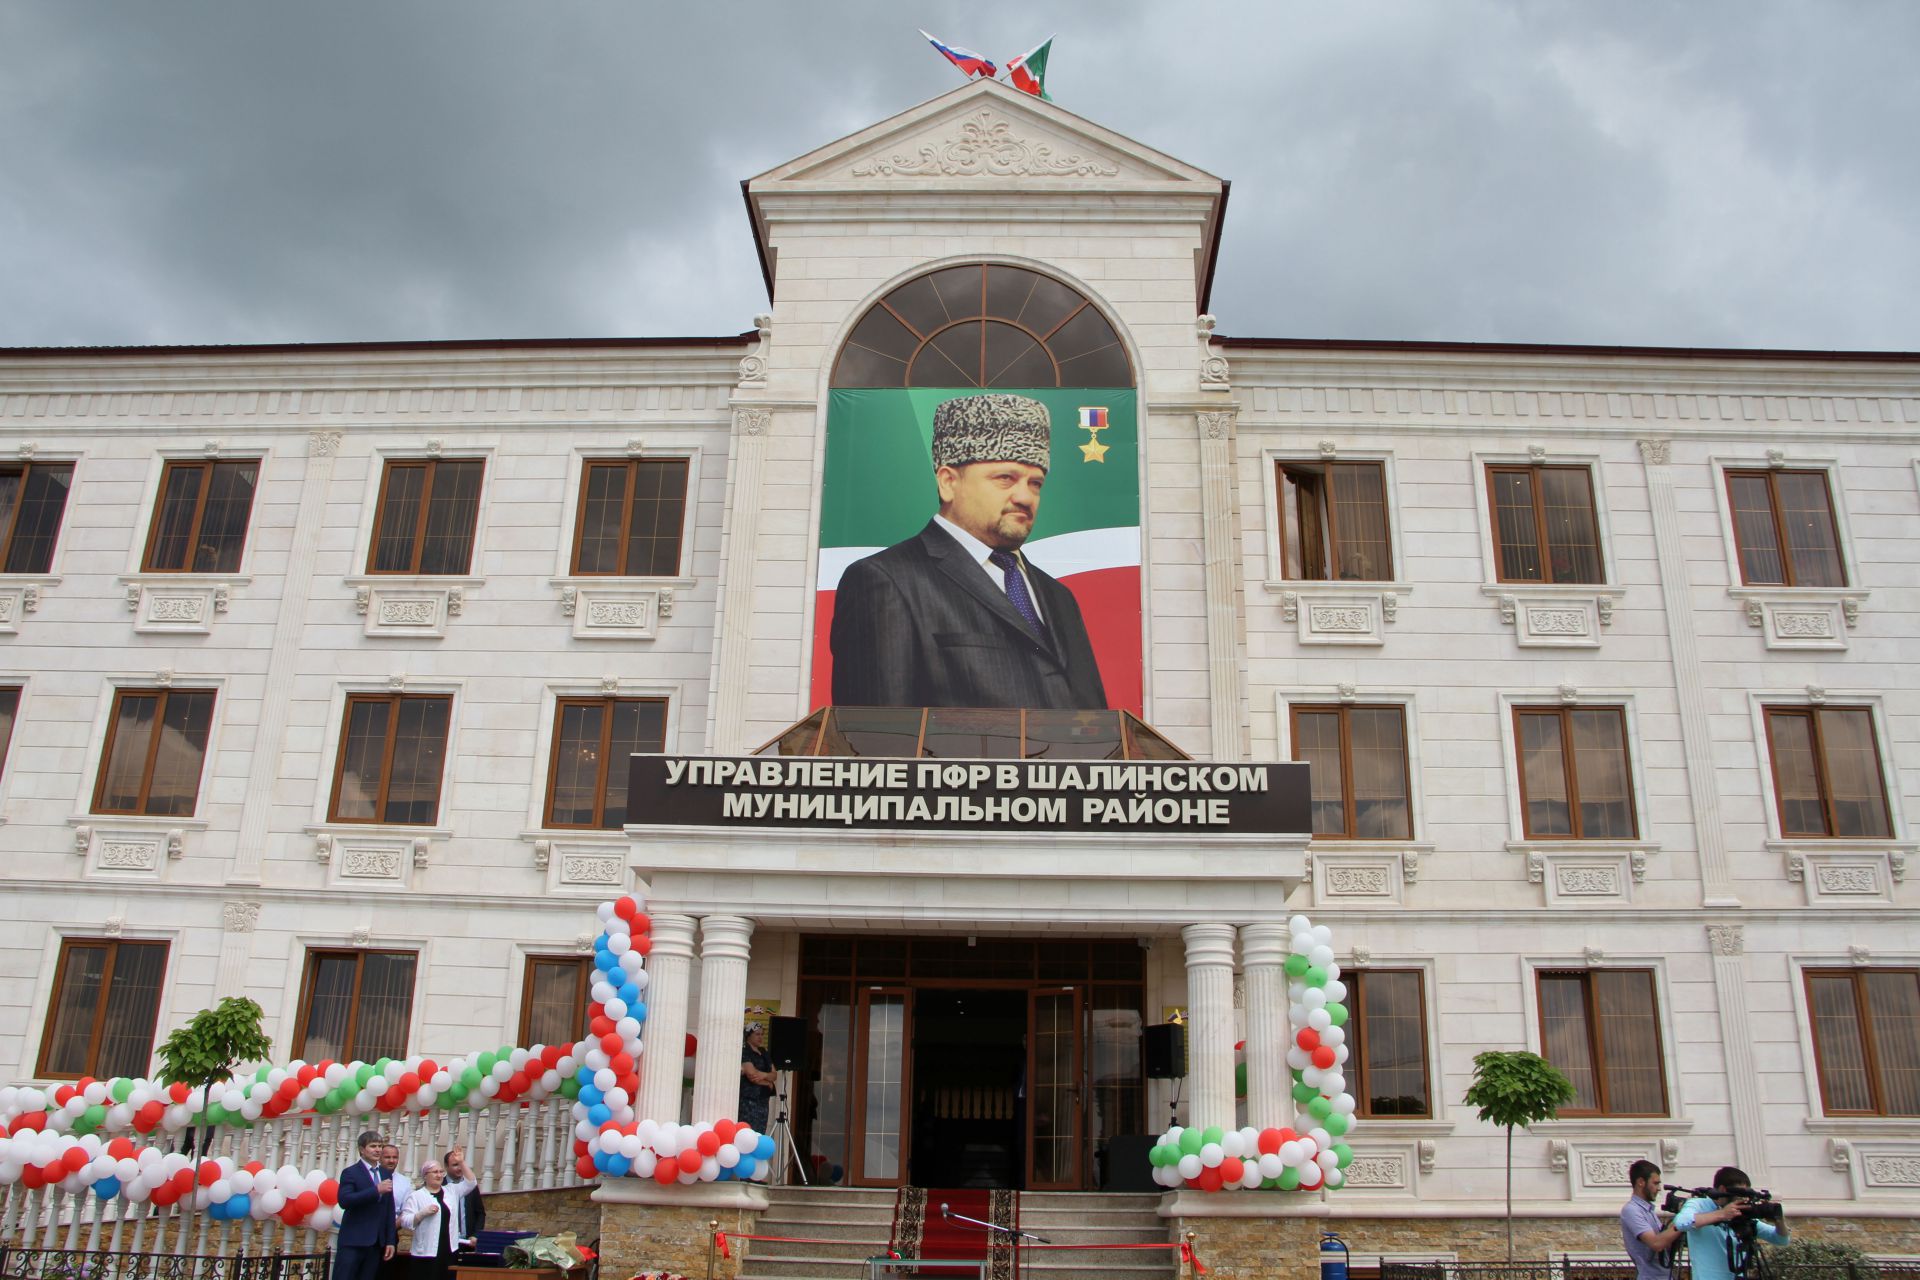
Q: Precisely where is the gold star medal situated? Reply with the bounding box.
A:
[1078,405,1110,463]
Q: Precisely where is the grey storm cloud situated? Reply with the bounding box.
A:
[1,0,1916,350]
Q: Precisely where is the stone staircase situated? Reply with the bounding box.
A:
[734,1187,1175,1280]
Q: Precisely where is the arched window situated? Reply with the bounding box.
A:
[832,264,1131,389]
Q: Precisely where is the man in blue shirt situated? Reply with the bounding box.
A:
[1621,1159,1680,1280]
[1672,1165,1790,1280]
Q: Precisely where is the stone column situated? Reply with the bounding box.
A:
[707,408,770,753]
[230,430,343,883]
[690,915,754,1124]
[636,913,697,1125]
[1197,410,1246,760]
[1706,924,1772,1182]
[1181,923,1239,1130]
[1239,923,1289,1128]
[1639,440,1738,905]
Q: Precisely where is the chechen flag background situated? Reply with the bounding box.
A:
[810,387,1142,714]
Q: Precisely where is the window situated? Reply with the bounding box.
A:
[572,459,689,577]
[1277,461,1392,581]
[0,685,19,779]
[1514,706,1637,839]
[546,696,668,828]
[520,956,592,1047]
[368,458,484,574]
[1806,969,1920,1116]
[0,461,75,574]
[1764,706,1891,839]
[329,694,452,825]
[1290,705,1412,839]
[141,459,259,573]
[1537,969,1667,1116]
[1346,970,1430,1117]
[831,263,1131,389]
[92,688,216,816]
[1486,464,1603,583]
[295,949,417,1063]
[1726,469,1845,588]
[37,939,168,1078]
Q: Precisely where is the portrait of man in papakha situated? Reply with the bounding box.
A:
[813,389,1142,713]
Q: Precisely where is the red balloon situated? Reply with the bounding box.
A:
[397,1073,420,1094]
[590,1016,615,1038]
[683,1033,697,1057]
[198,1161,222,1187]
[609,1054,634,1077]
[696,1131,721,1157]
[1220,1157,1244,1183]
[631,935,652,955]
[509,1071,531,1093]
[587,1002,606,1022]
[53,1085,77,1108]
[1311,1045,1337,1069]
[714,1119,739,1143]
[168,1082,191,1103]
[293,1191,319,1216]
[614,897,637,921]
[1278,1127,1298,1143]
[542,1045,565,1067]
[1295,1028,1319,1051]
[599,1032,623,1055]
[653,1158,678,1185]
[618,1074,640,1098]
[245,1161,265,1175]
[1197,1165,1224,1192]
[107,1137,135,1160]
[417,1060,439,1080]
[572,1138,590,1157]
[676,1148,703,1174]
[630,912,651,934]
[63,1147,89,1173]
[575,1155,599,1179]
[1256,1128,1282,1156]
[173,1168,195,1192]
[319,1179,339,1206]
[21,1166,44,1190]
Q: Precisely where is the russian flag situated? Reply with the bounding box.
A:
[921,30,997,79]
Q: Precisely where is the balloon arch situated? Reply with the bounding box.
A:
[0,900,1352,1228]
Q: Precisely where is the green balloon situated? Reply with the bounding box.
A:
[450,1083,469,1102]
[110,1078,133,1103]
[1326,1113,1352,1137]
[559,1077,579,1099]
[1178,1128,1203,1156]
[1234,1063,1248,1098]
[255,1066,272,1085]
[1332,1143,1354,1169]
[1278,1167,1301,1190]
[1304,965,1328,987]
[477,1053,498,1074]
[355,1064,375,1088]
[206,1103,227,1125]
[374,1058,393,1074]
[499,1046,515,1063]
[1284,954,1310,978]
[461,1067,482,1088]
[1326,1002,1349,1027]
[1307,1096,1333,1120]
[1261,1176,1279,1189]
[1201,1125,1225,1147]
[1151,1144,1172,1167]
[1292,1081,1318,1103]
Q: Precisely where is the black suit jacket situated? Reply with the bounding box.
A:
[830,520,1108,710]
[336,1159,396,1249]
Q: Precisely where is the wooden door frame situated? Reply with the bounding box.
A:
[850,985,913,1187]
[1024,985,1085,1191]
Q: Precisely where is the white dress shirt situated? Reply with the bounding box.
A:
[933,514,1045,625]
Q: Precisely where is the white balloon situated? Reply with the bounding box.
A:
[1199,1143,1224,1169]
[1303,988,1327,1009]
[1323,1025,1345,1048]
[598,1130,621,1154]
[1289,914,1311,934]
[1308,1008,1332,1031]
[1257,1153,1284,1179]
[1239,1162,1264,1189]
[1332,1095,1356,1115]
[1310,925,1332,946]
[1324,979,1348,1002]
[608,933,631,956]
[1324,1167,1344,1189]
[1299,1161,1323,1187]
[716,1144,740,1168]
[1324,962,1342,982]
[1308,945,1335,968]
[1176,1153,1202,1180]
[1317,1149,1339,1171]
[1219,1131,1245,1158]
[1309,1127,1332,1150]
[604,999,628,1021]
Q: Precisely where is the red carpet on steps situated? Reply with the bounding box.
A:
[890,1187,1018,1278]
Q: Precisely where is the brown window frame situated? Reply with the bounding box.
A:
[0,460,77,575]
[35,938,170,1079]
[1512,705,1639,840]
[91,686,218,816]
[543,695,669,830]
[291,948,418,1063]
[1288,703,1414,840]
[1762,705,1893,839]
[569,457,691,577]
[1347,969,1432,1119]
[140,458,261,573]
[1805,967,1920,1117]
[1485,463,1605,584]
[1536,968,1669,1118]
[365,457,485,575]
[326,692,453,826]
[0,684,20,780]
[1724,467,1847,587]
[1276,460,1394,582]
[519,955,593,1047]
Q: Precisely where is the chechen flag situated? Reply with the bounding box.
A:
[811,388,1143,714]
[1006,36,1053,100]
[921,30,996,79]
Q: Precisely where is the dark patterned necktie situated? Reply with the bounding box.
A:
[988,548,1045,637]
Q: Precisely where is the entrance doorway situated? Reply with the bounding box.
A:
[794,935,1144,1191]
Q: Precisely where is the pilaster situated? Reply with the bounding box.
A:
[1706,923,1772,1183]
[707,408,770,753]
[1197,408,1246,760]
[636,913,698,1125]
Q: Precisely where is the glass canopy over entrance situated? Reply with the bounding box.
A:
[758,706,1189,761]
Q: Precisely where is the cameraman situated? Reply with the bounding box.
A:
[1621,1159,1681,1280]
[1672,1165,1790,1280]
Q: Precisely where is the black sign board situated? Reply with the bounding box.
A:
[627,755,1311,836]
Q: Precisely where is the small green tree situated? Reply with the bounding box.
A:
[1463,1050,1576,1262]
[1766,1240,1878,1278]
[156,997,272,1191]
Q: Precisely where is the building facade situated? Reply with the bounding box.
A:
[2,78,1917,1256]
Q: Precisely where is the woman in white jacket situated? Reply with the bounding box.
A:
[399,1162,459,1280]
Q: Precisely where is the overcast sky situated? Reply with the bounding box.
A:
[3,2,1916,351]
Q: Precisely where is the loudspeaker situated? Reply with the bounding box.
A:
[1143,1022,1185,1079]
[768,1016,806,1071]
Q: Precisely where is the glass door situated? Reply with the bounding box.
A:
[1026,985,1084,1189]
[852,985,911,1186]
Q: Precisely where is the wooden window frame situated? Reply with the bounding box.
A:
[0,684,20,781]
[1762,705,1892,839]
[291,948,418,1063]
[543,695,669,830]
[569,457,690,577]
[518,955,593,1047]
[140,458,260,573]
[1485,463,1604,585]
[90,686,217,816]
[0,460,76,574]
[326,692,453,825]
[1536,968,1669,1118]
[1725,467,1847,588]
[1288,703,1414,840]
[366,457,484,575]
[1276,460,1394,582]
[1349,968,1432,1119]
[35,938,170,1079]
[1805,967,1920,1117]
[1512,705,1638,840]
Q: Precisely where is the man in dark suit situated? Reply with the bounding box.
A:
[336,1131,396,1280]
[831,394,1107,710]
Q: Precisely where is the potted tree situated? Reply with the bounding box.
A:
[156,996,273,1202]
[1463,1050,1576,1263]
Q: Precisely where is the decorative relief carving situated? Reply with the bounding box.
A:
[1893,851,1907,883]
[532,839,551,870]
[426,438,444,458]
[125,585,142,612]
[1662,1140,1680,1172]
[1280,591,1298,623]
[1843,598,1861,628]
[575,932,596,953]
[1556,866,1620,896]
[313,832,333,863]
[1381,592,1398,623]
[626,437,647,456]
[222,901,261,933]
[1318,440,1338,460]
[98,840,159,870]
[1706,924,1744,957]
[1499,595,1517,624]
[1349,946,1372,969]
[377,598,438,626]
[560,586,577,616]
[1850,945,1872,964]
[1631,850,1648,884]
[411,837,430,869]
[147,595,206,623]
[600,674,620,694]
[104,915,125,937]
[1583,1155,1637,1186]
[849,110,1121,178]
[1418,1140,1437,1174]
[1197,410,1234,440]
[340,848,403,879]
[738,313,773,386]
[20,584,37,613]
[1196,317,1231,390]
[1814,864,1879,895]
[1774,611,1834,638]
[166,829,184,860]
[1528,607,1589,636]
[1785,850,1806,883]
[309,430,343,457]
[1766,448,1786,469]
[560,854,624,885]
[1862,1155,1920,1188]
[1402,849,1419,884]
[1326,866,1391,896]
[1806,684,1826,704]
[1528,444,1548,464]
[734,407,771,436]
[388,672,407,691]
[1584,947,1606,966]
[1745,599,1764,627]
[350,926,372,946]
[445,587,463,617]
[0,595,17,624]
[73,825,91,855]
[1309,606,1372,633]
[586,599,650,628]
[1558,683,1580,704]
[1527,851,1545,884]
[212,584,230,613]
[1342,1155,1406,1188]
[1547,1140,1569,1173]
[658,587,675,618]
[1595,596,1614,627]
[1636,440,1671,466]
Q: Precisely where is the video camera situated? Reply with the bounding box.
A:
[1662,1183,1784,1228]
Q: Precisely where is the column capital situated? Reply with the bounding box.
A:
[1239,922,1291,967]
[699,914,755,963]
[1182,922,1238,968]
[649,912,698,960]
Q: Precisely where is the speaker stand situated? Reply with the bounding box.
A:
[770,1068,808,1187]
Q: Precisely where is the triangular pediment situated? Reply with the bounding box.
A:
[753,77,1218,188]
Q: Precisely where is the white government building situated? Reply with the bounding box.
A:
[0,77,1915,1259]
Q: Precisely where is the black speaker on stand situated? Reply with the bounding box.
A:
[767,1016,806,1071]
[1143,1022,1185,1080]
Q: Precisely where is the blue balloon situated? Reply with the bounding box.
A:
[735,1155,756,1179]
[619,985,639,1006]
[630,1001,647,1023]
[580,1084,603,1106]
[587,1103,611,1126]
[93,1176,121,1200]
[756,1134,775,1161]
